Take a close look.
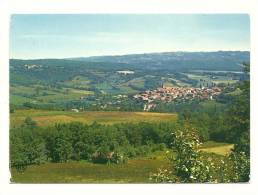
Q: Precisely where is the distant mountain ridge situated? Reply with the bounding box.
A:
[11,51,250,72]
[68,51,250,71]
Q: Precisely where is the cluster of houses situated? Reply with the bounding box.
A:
[134,86,222,111]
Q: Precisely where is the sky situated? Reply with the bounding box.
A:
[10,14,250,59]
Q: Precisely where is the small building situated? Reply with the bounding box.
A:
[71,108,79,113]
[117,70,135,75]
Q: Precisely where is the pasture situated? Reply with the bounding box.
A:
[10,109,178,127]
[184,72,239,87]
[10,84,93,105]
[11,150,170,183]
[11,143,233,183]
[200,142,234,156]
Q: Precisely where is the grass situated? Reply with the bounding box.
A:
[117,85,139,94]
[184,72,239,87]
[10,84,94,105]
[169,78,191,87]
[10,85,36,95]
[116,77,146,94]
[96,81,114,91]
[10,109,178,127]
[126,77,145,89]
[200,141,234,156]
[200,144,234,156]
[11,150,170,183]
[36,92,86,102]
[10,142,233,183]
[184,73,209,81]
[10,95,34,105]
[212,80,238,85]
[227,88,242,96]
[66,88,93,95]
[163,81,175,87]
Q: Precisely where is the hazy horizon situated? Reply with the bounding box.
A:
[10,14,250,59]
[10,50,250,60]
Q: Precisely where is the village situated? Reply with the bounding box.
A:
[133,86,222,111]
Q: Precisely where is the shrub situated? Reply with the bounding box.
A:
[150,124,250,183]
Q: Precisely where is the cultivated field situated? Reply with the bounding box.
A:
[10,109,178,127]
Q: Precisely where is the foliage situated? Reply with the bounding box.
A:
[225,81,250,155]
[229,151,250,182]
[150,125,215,183]
[11,150,170,183]
[10,119,176,171]
[150,125,250,183]
[24,116,37,127]
[10,123,47,171]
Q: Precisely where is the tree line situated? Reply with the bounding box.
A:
[10,120,179,171]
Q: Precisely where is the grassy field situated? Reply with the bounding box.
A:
[184,72,239,87]
[11,150,170,183]
[212,80,238,85]
[200,141,234,156]
[11,143,233,183]
[10,95,34,105]
[163,81,175,87]
[11,109,178,127]
[10,84,94,105]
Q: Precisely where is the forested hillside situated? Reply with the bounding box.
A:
[70,51,249,71]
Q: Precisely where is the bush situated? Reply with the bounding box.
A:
[150,125,250,183]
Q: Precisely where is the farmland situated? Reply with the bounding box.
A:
[10,84,93,105]
[10,109,178,127]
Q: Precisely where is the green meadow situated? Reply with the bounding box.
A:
[11,143,233,183]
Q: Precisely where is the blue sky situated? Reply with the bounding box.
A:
[10,14,250,59]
